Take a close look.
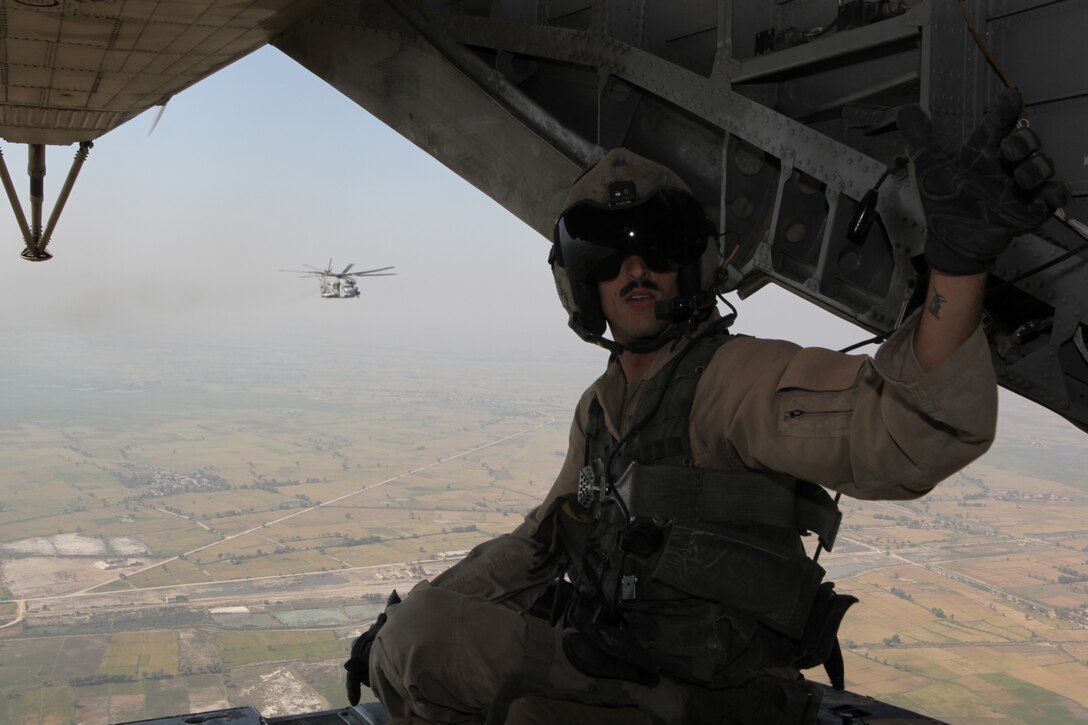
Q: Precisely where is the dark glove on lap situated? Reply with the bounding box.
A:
[527,493,595,577]
[344,589,401,706]
[899,88,1069,274]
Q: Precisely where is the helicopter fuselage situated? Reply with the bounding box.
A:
[319,275,360,298]
[282,261,394,299]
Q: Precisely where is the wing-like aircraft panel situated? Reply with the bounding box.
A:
[0,0,334,145]
[276,0,1088,433]
[0,0,335,261]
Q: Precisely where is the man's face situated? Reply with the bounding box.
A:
[597,255,679,344]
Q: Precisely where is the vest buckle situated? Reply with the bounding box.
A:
[577,462,604,509]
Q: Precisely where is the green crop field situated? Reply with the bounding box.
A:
[99,632,180,678]
[216,629,343,667]
[0,686,77,725]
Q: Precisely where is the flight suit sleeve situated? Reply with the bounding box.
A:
[693,310,996,500]
[426,395,591,610]
[861,309,997,496]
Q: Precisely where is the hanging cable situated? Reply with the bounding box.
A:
[959,0,1016,90]
[804,0,844,41]
[838,334,886,353]
[716,293,739,322]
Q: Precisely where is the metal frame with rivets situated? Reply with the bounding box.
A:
[277,0,1088,431]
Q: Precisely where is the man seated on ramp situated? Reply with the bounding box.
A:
[344,89,1069,725]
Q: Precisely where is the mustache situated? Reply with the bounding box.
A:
[619,279,661,296]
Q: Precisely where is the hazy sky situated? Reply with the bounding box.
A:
[0,46,914,366]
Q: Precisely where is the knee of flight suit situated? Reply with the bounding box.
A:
[371,583,456,677]
[370,583,530,718]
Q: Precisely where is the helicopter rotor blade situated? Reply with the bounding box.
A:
[342,263,355,274]
[347,266,396,276]
[148,99,170,136]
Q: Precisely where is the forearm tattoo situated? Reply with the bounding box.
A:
[927,286,947,320]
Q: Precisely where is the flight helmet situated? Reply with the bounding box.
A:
[549,148,724,351]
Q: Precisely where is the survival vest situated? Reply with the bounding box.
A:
[555,320,856,691]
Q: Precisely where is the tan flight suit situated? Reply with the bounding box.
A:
[369,309,997,724]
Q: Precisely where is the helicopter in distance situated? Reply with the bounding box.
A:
[281,260,396,299]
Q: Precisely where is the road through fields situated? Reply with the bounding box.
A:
[2,415,556,626]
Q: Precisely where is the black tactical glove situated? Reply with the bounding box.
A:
[344,589,401,706]
[527,493,596,577]
[899,88,1069,274]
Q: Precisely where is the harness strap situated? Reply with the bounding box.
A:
[612,462,841,550]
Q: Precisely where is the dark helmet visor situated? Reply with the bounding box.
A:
[553,188,711,283]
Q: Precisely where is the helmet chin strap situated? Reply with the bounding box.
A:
[591,290,721,355]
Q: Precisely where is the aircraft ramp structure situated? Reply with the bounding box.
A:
[276,0,1088,433]
[114,683,949,724]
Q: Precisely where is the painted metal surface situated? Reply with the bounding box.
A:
[278,0,1088,431]
[0,0,334,144]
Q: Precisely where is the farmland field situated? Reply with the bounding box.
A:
[2,339,1087,723]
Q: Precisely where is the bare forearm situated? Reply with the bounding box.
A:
[912,271,986,372]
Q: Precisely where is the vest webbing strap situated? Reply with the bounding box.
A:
[613,462,841,552]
